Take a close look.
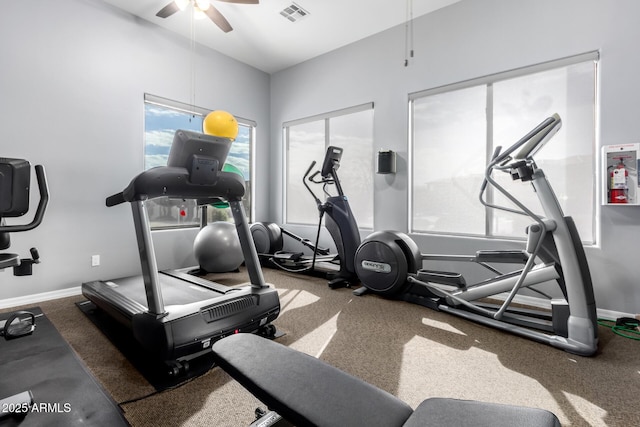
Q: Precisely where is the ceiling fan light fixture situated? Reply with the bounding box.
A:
[193,7,207,19]
[175,0,190,11]
[195,0,210,11]
[156,0,240,33]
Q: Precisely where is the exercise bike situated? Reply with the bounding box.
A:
[0,157,49,421]
[354,114,599,356]
[251,146,361,289]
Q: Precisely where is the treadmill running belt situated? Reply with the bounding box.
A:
[101,273,231,308]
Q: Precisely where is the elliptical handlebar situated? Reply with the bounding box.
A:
[302,149,346,204]
[304,160,317,179]
[479,114,562,217]
[303,161,323,208]
[305,164,334,185]
[479,145,503,203]
[487,114,561,171]
[305,147,346,199]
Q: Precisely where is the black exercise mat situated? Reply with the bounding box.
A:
[0,307,129,427]
[76,301,216,391]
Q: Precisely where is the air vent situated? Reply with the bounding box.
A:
[201,296,256,322]
[280,2,309,22]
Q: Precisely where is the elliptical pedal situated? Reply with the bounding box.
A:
[272,251,304,262]
[415,270,467,288]
[475,250,529,264]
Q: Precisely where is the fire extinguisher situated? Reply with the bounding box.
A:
[610,158,629,203]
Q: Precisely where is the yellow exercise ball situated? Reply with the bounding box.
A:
[203,110,239,140]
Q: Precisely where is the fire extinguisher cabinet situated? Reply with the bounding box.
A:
[603,143,639,205]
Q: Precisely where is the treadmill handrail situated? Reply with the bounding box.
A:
[106,167,245,207]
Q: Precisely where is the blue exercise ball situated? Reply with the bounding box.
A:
[194,221,243,273]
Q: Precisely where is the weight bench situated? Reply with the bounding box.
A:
[211,333,561,427]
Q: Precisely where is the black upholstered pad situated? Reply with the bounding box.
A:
[404,398,561,427]
[211,333,414,427]
[0,308,128,426]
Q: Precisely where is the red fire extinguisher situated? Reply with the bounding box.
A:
[610,158,629,203]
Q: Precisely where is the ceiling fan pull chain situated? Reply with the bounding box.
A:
[404,0,414,67]
[190,7,196,110]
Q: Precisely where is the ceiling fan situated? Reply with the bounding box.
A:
[156,0,259,33]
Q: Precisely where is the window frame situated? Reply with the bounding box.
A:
[282,102,374,228]
[143,93,257,228]
[408,52,599,244]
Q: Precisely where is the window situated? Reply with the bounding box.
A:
[144,94,255,229]
[284,103,374,229]
[410,53,598,243]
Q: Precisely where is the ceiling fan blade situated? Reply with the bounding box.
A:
[204,5,233,33]
[156,1,180,18]
[216,0,259,4]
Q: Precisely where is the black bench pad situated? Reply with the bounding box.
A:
[404,397,561,427]
[211,333,413,427]
[211,333,561,427]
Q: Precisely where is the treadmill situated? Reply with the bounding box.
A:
[82,130,280,366]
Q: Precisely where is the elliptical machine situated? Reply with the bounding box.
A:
[251,146,361,289]
[354,114,599,356]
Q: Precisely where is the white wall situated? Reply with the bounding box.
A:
[4,0,640,316]
[0,0,270,301]
[270,0,640,314]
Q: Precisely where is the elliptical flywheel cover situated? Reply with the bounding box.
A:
[355,231,412,296]
[250,222,283,254]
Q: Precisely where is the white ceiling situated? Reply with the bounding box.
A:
[101,0,461,74]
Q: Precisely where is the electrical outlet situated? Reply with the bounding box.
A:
[91,255,100,267]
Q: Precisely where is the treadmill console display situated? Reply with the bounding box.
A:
[167,130,232,170]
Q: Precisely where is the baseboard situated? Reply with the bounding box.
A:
[506,294,634,321]
[0,286,635,321]
[596,307,635,321]
[0,286,82,309]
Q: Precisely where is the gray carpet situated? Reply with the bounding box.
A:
[2,268,638,426]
